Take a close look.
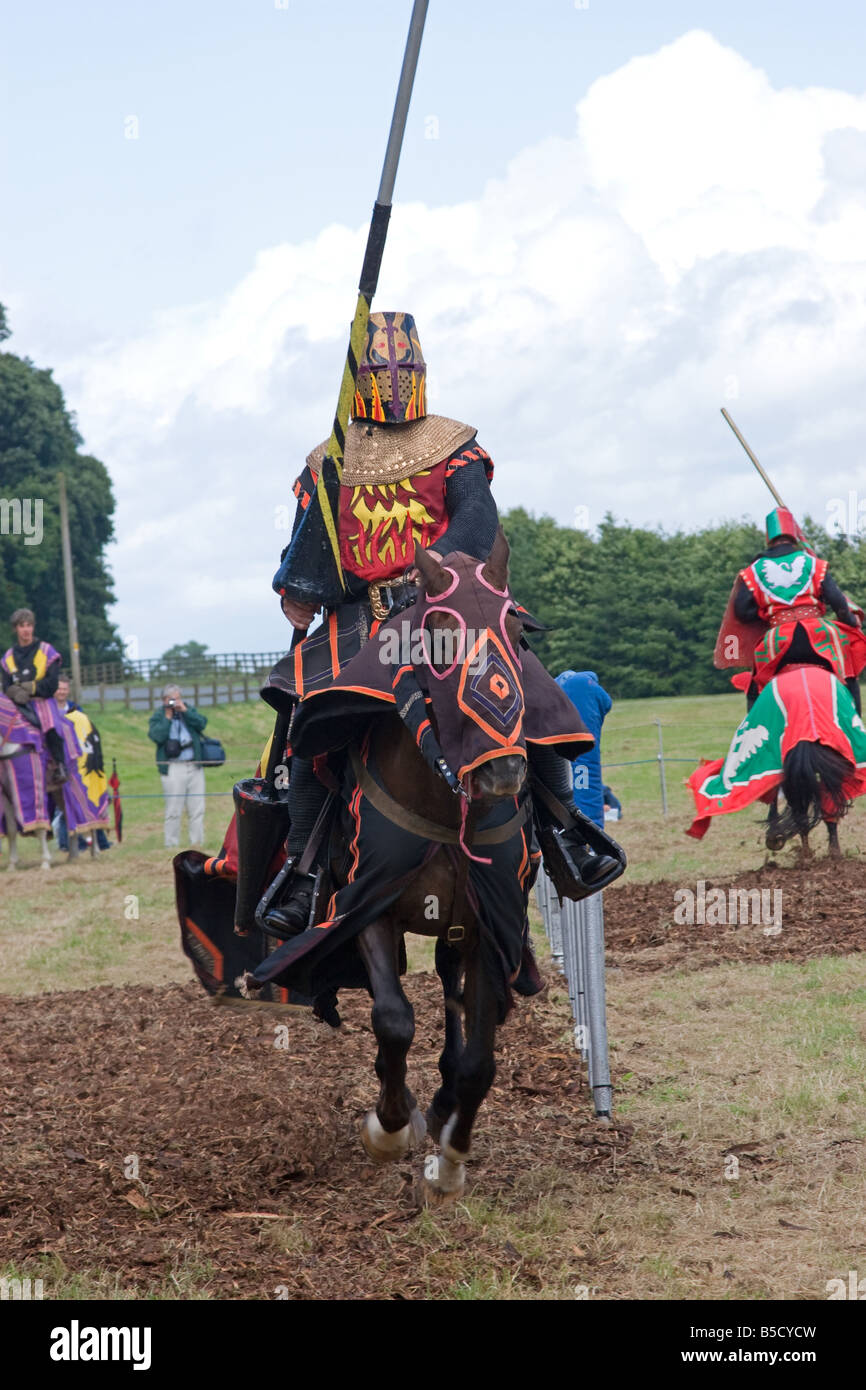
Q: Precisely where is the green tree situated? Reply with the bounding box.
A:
[0,305,122,665]
[153,641,214,681]
[500,505,864,700]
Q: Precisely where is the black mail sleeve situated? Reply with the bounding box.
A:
[733,578,759,623]
[437,460,498,561]
[820,571,856,625]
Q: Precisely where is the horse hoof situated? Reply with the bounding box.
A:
[361,1111,413,1163]
[41,861,51,872]
[422,1154,465,1204]
[765,833,785,852]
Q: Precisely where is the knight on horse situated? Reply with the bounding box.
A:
[1,608,71,780]
[239,311,621,941]
[716,507,866,711]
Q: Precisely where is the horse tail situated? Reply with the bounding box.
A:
[772,741,852,839]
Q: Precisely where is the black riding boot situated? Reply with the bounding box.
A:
[261,757,327,937]
[528,744,619,886]
[45,728,69,783]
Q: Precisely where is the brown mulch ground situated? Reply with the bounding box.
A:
[3,861,865,1300]
[0,970,632,1300]
[604,858,866,972]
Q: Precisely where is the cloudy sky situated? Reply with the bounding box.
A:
[3,1,866,657]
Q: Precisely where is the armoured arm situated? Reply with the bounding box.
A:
[436,457,498,561]
[733,578,760,623]
[278,466,324,623]
[821,571,856,625]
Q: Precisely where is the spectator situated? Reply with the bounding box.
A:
[555,669,613,829]
[1,607,70,779]
[54,676,112,851]
[148,684,208,847]
[603,783,623,822]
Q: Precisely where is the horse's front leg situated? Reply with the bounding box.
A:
[826,819,841,859]
[2,792,19,869]
[765,793,786,851]
[427,937,464,1142]
[356,917,425,1163]
[424,946,498,1204]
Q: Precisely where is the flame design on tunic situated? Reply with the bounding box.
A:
[347,474,437,571]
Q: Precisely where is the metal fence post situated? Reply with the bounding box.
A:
[654,718,668,816]
[582,893,613,1117]
[535,869,613,1118]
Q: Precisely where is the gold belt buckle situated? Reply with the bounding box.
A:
[369,581,391,622]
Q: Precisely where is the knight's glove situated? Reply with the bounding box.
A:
[7,682,31,705]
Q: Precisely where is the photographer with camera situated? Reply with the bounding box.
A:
[147,683,208,847]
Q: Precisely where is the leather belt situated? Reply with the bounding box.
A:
[368,577,418,621]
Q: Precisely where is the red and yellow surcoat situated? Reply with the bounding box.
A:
[293,448,492,587]
[337,461,449,583]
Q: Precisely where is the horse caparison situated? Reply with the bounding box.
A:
[349,538,531,1200]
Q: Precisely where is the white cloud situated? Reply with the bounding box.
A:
[58,29,866,654]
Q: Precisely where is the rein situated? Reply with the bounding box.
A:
[348,745,527,850]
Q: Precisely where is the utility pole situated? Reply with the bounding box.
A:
[58,472,82,702]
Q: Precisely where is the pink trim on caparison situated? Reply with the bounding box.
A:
[498,598,522,665]
[475,561,509,597]
[423,566,459,601]
[422,607,467,680]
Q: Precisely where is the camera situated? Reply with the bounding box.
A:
[167,699,176,708]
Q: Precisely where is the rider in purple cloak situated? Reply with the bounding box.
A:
[1,608,74,780]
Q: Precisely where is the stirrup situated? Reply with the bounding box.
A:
[255,857,318,940]
[537,794,627,900]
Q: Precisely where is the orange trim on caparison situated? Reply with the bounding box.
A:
[294,642,305,698]
[347,783,364,884]
[328,611,340,678]
[301,684,396,705]
[527,732,595,748]
[456,630,524,748]
[458,746,528,779]
[185,916,224,983]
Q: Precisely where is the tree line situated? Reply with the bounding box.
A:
[501,506,866,699]
[0,304,122,665]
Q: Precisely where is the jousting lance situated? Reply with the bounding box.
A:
[720,407,787,509]
[273,0,430,610]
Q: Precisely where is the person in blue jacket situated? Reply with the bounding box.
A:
[555,670,613,829]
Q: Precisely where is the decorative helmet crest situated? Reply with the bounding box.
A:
[353,311,427,424]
